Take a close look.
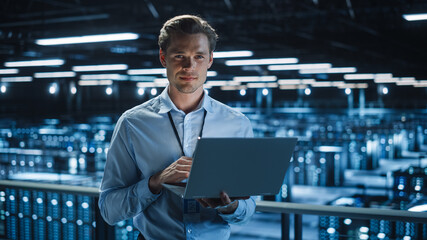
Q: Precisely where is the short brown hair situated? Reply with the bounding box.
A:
[158,15,218,53]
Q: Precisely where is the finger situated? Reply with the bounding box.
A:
[179,156,193,161]
[177,159,193,166]
[175,165,192,171]
[220,192,231,206]
[196,199,208,208]
[230,196,250,201]
[163,171,190,183]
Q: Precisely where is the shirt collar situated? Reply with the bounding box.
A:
[158,85,213,114]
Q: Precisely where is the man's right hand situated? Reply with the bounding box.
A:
[149,156,192,194]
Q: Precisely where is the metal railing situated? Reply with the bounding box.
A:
[2,180,427,240]
[256,201,427,240]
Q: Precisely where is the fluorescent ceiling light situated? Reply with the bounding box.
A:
[1,76,33,82]
[310,81,334,87]
[205,80,241,87]
[225,58,298,66]
[36,33,139,45]
[337,83,368,89]
[136,82,167,88]
[396,81,416,86]
[128,68,166,75]
[300,67,357,74]
[34,71,76,78]
[414,82,427,87]
[374,73,393,79]
[233,76,277,82]
[356,83,368,89]
[213,51,253,58]
[207,71,217,77]
[278,79,301,85]
[399,77,416,81]
[395,78,417,86]
[73,64,128,72]
[78,80,113,86]
[129,76,156,81]
[205,81,231,87]
[154,78,169,84]
[220,85,247,91]
[301,79,316,84]
[374,78,398,83]
[344,73,394,80]
[5,59,65,67]
[246,82,278,88]
[344,74,375,80]
[0,69,19,74]
[279,84,308,90]
[80,74,128,80]
[403,13,427,21]
[331,81,345,87]
[268,63,332,71]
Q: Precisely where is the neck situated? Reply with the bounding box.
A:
[168,86,204,114]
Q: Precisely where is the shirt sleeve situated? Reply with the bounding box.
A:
[218,197,256,224]
[241,115,254,138]
[98,115,161,225]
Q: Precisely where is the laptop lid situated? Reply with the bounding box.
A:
[177,137,297,199]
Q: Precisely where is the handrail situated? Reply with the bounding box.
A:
[1,180,426,240]
[255,200,427,223]
[1,180,425,224]
[0,180,99,197]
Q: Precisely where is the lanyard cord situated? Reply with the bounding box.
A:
[167,109,207,156]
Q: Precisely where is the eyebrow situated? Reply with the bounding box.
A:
[168,49,209,55]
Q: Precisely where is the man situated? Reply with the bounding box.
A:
[99,15,256,239]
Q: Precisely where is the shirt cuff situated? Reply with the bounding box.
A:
[133,177,161,205]
[218,199,246,223]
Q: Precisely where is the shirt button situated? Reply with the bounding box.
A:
[187,229,192,233]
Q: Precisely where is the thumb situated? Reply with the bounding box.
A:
[220,191,231,206]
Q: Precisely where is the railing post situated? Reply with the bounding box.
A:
[294,214,302,240]
[281,213,290,240]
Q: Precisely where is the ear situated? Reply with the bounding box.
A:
[208,51,214,69]
[159,49,166,67]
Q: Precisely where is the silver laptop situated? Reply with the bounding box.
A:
[162,137,298,199]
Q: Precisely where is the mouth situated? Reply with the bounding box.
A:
[179,76,197,81]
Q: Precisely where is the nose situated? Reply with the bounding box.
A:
[182,57,195,71]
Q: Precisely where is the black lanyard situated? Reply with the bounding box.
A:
[167,109,207,156]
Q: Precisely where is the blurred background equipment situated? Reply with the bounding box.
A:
[1,0,426,239]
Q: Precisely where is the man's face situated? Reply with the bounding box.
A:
[160,32,213,95]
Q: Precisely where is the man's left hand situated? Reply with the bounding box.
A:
[196,192,249,214]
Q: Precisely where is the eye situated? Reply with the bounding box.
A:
[195,55,205,59]
[174,55,184,59]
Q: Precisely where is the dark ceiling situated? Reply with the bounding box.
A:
[0,0,426,117]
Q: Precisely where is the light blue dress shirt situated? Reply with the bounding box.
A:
[99,86,256,240]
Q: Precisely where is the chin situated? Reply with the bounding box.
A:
[177,85,203,94]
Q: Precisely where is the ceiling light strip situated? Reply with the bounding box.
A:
[36,33,139,45]
[34,71,76,78]
[233,76,277,82]
[1,76,33,82]
[225,58,298,66]
[214,51,253,58]
[73,64,128,72]
[0,69,19,74]
[403,13,427,21]
[5,59,65,67]
[246,82,278,88]
[299,67,357,74]
[128,68,166,75]
[78,80,113,86]
[268,63,332,71]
